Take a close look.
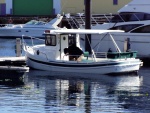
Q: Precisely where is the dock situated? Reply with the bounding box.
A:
[0,56,29,72]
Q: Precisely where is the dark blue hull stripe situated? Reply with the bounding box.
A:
[29,57,120,67]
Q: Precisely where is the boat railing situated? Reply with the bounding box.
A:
[0,24,24,28]
[95,52,108,58]
[64,13,114,28]
[22,35,45,46]
[67,52,109,59]
[64,12,146,28]
[22,35,49,60]
[63,54,84,60]
[0,24,19,27]
[22,35,45,52]
[95,51,138,59]
[63,52,95,62]
[63,51,137,61]
[63,52,108,61]
[36,50,49,60]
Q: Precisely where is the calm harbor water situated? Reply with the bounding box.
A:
[0,39,150,113]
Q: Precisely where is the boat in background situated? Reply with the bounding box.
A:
[0,14,63,38]
[22,29,142,75]
[67,0,150,59]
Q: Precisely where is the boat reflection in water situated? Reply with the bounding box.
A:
[24,70,143,113]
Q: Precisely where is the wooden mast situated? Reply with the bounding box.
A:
[85,0,91,54]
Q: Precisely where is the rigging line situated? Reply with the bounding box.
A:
[60,0,79,29]
[93,33,108,49]
[85,34,97,62]
[95,33,108,53]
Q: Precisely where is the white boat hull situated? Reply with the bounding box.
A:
[23,29,143,75]
[26,54,141,75]
[0,15,63,38]
[0,28,50,38]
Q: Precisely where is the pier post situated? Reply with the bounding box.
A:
[16,38,22,57]
[124,39,127,52]
[124,38,131,52]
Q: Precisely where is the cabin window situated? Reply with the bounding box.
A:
[68,34,76,46]
[113,0,118,5]
[111,12,150,22]
[131,25,150,33]
[144,14,150,20]
[111,15,124,22]
[130,13,144,21]
[45,35,56,46]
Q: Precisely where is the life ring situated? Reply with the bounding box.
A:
[9,19,13,24]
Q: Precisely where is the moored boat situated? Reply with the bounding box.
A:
[68,0,150,58]
[0,14,63,38]
[22,29,143,75]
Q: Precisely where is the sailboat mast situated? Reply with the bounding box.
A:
[85,0,91,54]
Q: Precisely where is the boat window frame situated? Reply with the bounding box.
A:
[60,33,77,46]
[109,24,144,32]
[111,12,150,22]
[131,25,150,33]
[45,34,57,46]
[68,34,76,46]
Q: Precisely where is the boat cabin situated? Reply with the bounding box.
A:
[44,30,83,61]
[43,29,138,62]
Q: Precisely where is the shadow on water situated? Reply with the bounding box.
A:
[0,70,25,86]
